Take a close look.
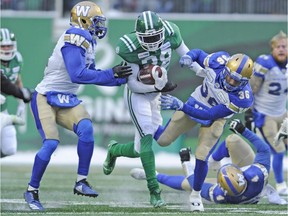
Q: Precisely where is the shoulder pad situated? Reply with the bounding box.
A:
[204,51,229,69]
[163,20,176,36]
[254,54,275,75]
[14,51,23,62]
[64,27,91,49]
[228,87,254,113]
[116,33,139,54]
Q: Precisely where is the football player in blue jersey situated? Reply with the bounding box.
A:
[245,31,288,195]
[131,119,287,205]
[154,49,254,211]
[23,1,132,211]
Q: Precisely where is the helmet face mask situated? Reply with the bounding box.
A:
[135,11,165,52]
[220,54,253,92]
[217,164,247,196]
[70,1,107,39]
[0,28,17,61]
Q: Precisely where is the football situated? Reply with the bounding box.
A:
[137,64,163,85]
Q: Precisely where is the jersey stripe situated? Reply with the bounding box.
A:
[120,35,136,53]
[126,89,145,137]
[163,20,174,36]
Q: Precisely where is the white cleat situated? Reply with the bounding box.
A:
[265,184,287,205]
[274,118,288,146]
[189,190,204,212]
[276,182,288,196]
[130,168,147,180]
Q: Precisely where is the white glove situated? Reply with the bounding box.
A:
[0,94,6,105]
[153,67,168,90]
[16,101,26,118]
[179,54,193,68]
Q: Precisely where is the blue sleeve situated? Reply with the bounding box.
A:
[200,182,214,201]
[186,49,208,68]
[181,103,234,120]
[61,44,127,86]
[241,129,271,171]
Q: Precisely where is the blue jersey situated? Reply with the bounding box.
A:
[182,49,254,123]
[201,129,270,204]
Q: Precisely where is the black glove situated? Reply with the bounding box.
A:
[229,119,246,134]
[244,109,254,131]
[112,62,132,78]
[20,88,34,103]
[156,82,177,92]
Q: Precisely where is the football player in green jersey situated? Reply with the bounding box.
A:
[0,28,27,158]
[103,11,190,207]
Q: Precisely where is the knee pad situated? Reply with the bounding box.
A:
[37,139,59,161]
[75,119,94,143]
[210,120,224,138]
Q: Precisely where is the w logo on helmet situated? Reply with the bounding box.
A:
[76,6,90,17]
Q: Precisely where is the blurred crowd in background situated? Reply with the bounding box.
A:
[1,0,287,15]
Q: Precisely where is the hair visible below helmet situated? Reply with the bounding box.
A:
[220,54,254,92]
[0,28,17,61]
[135,11,165,52]
[70,1,107,39]
[270,30,287,49]
[217,164,247,196]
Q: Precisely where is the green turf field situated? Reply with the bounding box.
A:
[1,164,287,216]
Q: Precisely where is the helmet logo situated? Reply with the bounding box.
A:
[76,6,90,17]
[237,173,246,187]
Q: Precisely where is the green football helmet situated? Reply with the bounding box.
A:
[135,11,165,52]
[0,28,17,61]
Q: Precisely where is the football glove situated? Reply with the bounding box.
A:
[20,87,34,103]
[179,54,193,68]
[244,109,254,131]
[16,101,26,118]
[153,67,168,90]
[156,82,177,93]
[160,94,183,110]
[229,119,245,134]
[112,62,132,78]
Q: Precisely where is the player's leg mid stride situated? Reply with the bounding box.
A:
[179,148,204,212]
[103,140,118,175]
[73,178,99,197]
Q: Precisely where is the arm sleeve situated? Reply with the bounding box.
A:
[1,74,25,99]
[127,63,157,93]
[61,44,126,86]
[241,129,271,171]
[186,49,209,67]
[175,41,189,57]
[181,103,234,120]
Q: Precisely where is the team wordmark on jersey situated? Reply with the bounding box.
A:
[57,94,70,103]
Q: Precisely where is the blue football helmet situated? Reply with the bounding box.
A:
[220,54,253,92]
[217,164,247,196]
[70,1,107,39]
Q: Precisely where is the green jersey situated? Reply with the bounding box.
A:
[115,20,183,70]
[1,51,23,110]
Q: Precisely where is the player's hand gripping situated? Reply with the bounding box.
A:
[21,87,34,103]
[229,119,246,134]
[179,54,193,68]
[157,82,177,92]
[153,67,168,90]
[112,62,132,78]
[160,94,184,110]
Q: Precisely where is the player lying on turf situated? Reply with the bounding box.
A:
[130,119,287,205]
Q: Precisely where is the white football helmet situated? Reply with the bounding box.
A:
[0,28,17,61]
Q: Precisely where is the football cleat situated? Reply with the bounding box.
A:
[130,168,147,180]
[276,182,288,196]
[179,147,191,163]
[23,190,44,211]
[189,190,204,212]
[274,118,288,146]
[150,188,166,208]
[103,140,118,175]
[73,179,99,198]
